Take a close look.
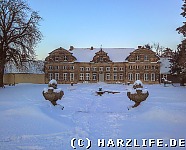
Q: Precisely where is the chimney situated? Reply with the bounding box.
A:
[69,46,74,51]
[138,46,142,49]
[90,46,94,50]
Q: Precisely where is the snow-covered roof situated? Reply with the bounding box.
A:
[70,48,135,62]
[160,57,171,74]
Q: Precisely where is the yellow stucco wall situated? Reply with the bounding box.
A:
[3,73,45,84]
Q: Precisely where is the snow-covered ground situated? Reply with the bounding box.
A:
[0,83,186,150]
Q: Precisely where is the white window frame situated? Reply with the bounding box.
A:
[119,67,123,71]
[56,66,59,70]
[128,73,133,81]
[70,73,74,81]
[113,73,117,80]
[63,66,67,70]
[151,73,155,81]
[144,73,148,81]
[136,55,140,61]
[129,65,133,70]
[92,73,97,80]
[86,67,90,71]
[70,66,74,70]
[135,73,140,80]
[80,73,84,80]
[55,57,59,61]
[64,55,67,61]
[119,73,123,80]
[63,73,67,81]
[144,55,148,61]
[55,73,59,81]
[99,67,103,71]
[113,67,117,71]
[92,67,97,71]
[106,67,110,71]
[80,67,84,71]
[106,73,110,80]
[49,73,53,81]
[49,66,53,70]
[86,73,90,81]
[144,65,149,70]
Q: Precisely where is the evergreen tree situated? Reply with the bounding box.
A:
[170,0,186,85]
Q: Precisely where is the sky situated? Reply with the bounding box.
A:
[28,0,184,60]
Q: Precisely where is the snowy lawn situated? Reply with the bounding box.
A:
[0,83,186,150]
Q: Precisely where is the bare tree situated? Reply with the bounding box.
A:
[143,42,164,56]
[0,0,42,87]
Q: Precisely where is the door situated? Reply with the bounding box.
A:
[99,73,104,82]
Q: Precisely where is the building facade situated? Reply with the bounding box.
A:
[44,46,160,84]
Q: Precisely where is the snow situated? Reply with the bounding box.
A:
[134,80,143,86]
[160,57,171,74]
[49,79,57,85]
[0,83,186,149]
[71,48,134,62]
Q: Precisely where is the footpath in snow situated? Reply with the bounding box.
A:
[0,83,186,149]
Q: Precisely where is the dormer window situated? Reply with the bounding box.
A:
[144,55,148,61]
[55,57,59,61]
[136,55,140,61]
[64,55,67,61]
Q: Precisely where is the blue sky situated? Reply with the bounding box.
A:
[28,0,183,60]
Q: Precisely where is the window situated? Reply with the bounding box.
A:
[106,73,110,80]
[144,65,149,70]
[80,67,84,71]
[144,73,148,81]
[70,73,74,81]
[92,73,97,80]
[55,57,59,61]
[55,73,59,81]
[63,66,67,70]
[49,66,53,70]
[136,55,140,61]
[49,73,53,81]
[128,73,133,81]
[113,73,117,80]
[129,65,133,70]
[151,73,155,81]
[113,67,117,71]
[70,66,74,70]
[136,65,139,70]
[99,67,103,71]
[63,73,67,81]
[64,55,67,61]
[80,73,84,80]
[144,55,148,61]
[119,74,123,80]
[92,67,97,71]
[56,66,59,70]
[151,65,155,70]
[100,57,103,61]
[106,67,110,71]
[135,73,140,80]
[86,67,90,71]
[119,67,123,71]
[86,73,90,80]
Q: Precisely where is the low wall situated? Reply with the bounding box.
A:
[3,73,45,84]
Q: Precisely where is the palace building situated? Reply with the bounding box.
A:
[44,46,160,84]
